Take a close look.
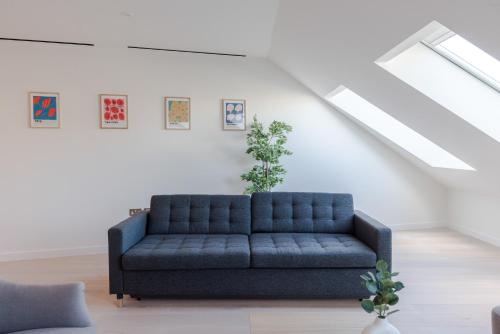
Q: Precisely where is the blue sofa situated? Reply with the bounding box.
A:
[108,192,391,300]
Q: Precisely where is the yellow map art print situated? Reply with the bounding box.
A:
[165,97,190,130]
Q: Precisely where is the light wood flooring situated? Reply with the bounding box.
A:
[1,229,499,333]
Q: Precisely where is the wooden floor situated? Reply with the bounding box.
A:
[1,229,499,333]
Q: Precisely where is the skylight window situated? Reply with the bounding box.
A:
[325,87,474,171]
[376,21,500,143]
[423,32,500,92]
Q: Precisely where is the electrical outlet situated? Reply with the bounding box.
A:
[129,208,143,216]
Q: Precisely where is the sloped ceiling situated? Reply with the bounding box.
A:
[0,0,279,57]
[269,0,500,195]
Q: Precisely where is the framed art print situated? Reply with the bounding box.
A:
[165,97,190,130]
[29,92,60,128]
[222,99,246,131]
[100,94,128,129]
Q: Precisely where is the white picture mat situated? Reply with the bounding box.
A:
[222,99,246,130]
[100,94,128,129]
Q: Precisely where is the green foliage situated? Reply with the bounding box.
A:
[360,260,405,319]
[241,115,293,194]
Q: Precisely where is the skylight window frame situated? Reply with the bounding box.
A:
[324,86,475,171]
[422,32,500,93]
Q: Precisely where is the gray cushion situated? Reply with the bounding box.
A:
[251,192,354,233]
[148,195,251,235]
[11,328,95,334]
[122,234,250,270]
[250,233,376,268]
[0,281,93,334]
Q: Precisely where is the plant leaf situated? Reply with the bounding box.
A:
[376,260,388,272]
[360,300,374,314]
[381,279,395,289]
[394,282,405,291]
[366,282,378,294]
[386,293,399,306]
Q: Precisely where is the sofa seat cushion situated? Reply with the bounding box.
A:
[250,233,376,268]
[122,234,250,270]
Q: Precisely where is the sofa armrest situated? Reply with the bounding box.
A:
[108,212,148,294]
[353,210,392,269]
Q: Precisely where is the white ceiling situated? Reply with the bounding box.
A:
[0,0,279,56]
[269,0,500,196]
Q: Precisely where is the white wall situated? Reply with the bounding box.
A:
[0,41,447,260]
[380,43,500,246]
[448,190,500,247]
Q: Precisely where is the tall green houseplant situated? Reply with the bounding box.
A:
[241,116,293,194]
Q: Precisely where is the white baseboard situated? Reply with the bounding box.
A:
[0,245,107,262]
[389,222,446,231]
[449,225,500,248]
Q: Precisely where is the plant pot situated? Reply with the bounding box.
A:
[361,317,400,334]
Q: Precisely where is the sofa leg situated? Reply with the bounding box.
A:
[117,293,123,308]
[136,297,141,301]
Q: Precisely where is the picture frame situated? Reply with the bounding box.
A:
[165,97,191,130]
[29,92,60,128]
[222,98,246,131]
[99,94,128,129]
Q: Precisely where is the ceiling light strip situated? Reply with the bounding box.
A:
[127,46,246,57]
[0,37,94,47]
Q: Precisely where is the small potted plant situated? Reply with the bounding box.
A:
[360,260,404,334]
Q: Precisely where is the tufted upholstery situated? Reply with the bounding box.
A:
[148,195,251,235]
[251,192,354,233]
[122,234,250,270]
[250,233,376,268]
[108,192,392,298]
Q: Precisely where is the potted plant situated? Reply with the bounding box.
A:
[241,115,292,194]
[360,260,404,334]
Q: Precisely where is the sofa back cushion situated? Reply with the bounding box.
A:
[251,192,354,233]
[148,195,251,235]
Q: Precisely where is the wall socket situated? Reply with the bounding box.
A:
[129,208,151,216]
[129,208,143,216]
